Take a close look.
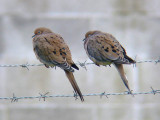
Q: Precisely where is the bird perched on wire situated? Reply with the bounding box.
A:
[83,30,136,95]
[32,27,84,101]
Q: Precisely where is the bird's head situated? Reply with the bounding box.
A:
[32,27,53,38]
[83,30,101,41]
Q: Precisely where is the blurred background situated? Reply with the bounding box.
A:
[0,0,160,120]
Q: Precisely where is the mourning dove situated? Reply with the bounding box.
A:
[32,27,84,101]
[83,30,136,94]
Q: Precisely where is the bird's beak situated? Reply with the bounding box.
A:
[32,34,36,38]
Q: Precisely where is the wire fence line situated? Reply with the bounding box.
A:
[0,87,159,102]
[0,58,160,70]
[0,59,159,102]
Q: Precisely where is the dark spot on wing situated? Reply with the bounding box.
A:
[105,47,109,52]
[112,49,116,53]
[96,40,101,44]
[63,52,66,55]
[44,37,51,45]
[53,51,56,54]
[96,36,100,38]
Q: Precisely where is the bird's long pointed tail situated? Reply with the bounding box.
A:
[114,64,133,95]
[64,70,84,101]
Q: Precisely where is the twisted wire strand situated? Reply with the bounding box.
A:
[0,59,159,69]
[0,59,159,102]
[0,87,159,102]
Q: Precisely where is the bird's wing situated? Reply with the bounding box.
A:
[86,33,131,64]
[33,33,75,72]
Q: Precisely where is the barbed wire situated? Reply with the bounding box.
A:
[0,58,160,70]
[0,59,159,102]
[0,87,159,102]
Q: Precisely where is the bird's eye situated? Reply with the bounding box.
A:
[36,31,41,34]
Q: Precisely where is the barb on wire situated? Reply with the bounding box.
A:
[150,87,160,95]
[73,91,79,101]
[78,60,88,70]
[39,92,49,101]
[133,55,137,67]
[11,93,18,103]
[100,92,108,98]
[20,63,30,70]
[0,58,159,70]
[0,87,159,102]
[155,57,160,64]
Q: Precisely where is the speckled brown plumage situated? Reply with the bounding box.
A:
[84,30,136,94]
[32,27,84,101]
